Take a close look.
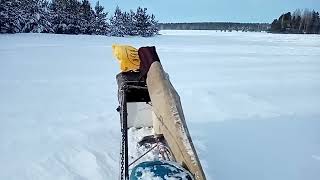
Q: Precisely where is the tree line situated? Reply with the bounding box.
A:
[270,9,320,34]
[159,22,270,32]
[0,0,159,37]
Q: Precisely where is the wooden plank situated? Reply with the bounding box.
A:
[147,62,206,180]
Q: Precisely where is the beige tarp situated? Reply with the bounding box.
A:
[147,62,206,180]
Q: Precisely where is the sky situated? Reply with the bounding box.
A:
[90,0,320,23]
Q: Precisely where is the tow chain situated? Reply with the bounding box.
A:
[120,116,125,180]
[118,85,128,180]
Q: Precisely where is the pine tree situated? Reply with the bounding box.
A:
[0,0,25,33]
[131,7,159,37]
[313,11,320,34]
[280,12,291,30]
[21,0,53,33]
[133,7,151,37]
[79,0,95,34]
[20,0,39,33]
[94,1,109,35]
[66,0,82,34]
[50,0,82,34]
[122,11,134,35]
[149,14,159,35]
[271,19,280,32]
[310,10,320,34]
[109,6,126,37]
[0,0,12,33]
[0,0,6,33]
[128,10,137,35]
[50,0,68,34]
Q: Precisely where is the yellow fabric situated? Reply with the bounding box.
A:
[112,44,140,72]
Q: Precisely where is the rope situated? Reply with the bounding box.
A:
[129,143,159,167]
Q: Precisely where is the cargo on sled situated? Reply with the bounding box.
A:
[113,45,206,180]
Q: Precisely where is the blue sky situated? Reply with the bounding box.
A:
[90,0,320,23]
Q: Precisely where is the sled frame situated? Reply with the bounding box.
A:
[117,72,151,180]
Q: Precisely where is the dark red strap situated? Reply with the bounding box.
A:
[138,46,161,78]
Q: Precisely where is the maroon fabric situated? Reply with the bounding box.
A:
[138,46,161,78]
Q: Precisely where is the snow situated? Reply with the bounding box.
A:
[131,161,193,180]
[0,30,320,180]
[128,127,156,166]
[134,167,162,180]
[128,127,175,171]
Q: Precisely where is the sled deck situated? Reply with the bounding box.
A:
[114,45,206,180]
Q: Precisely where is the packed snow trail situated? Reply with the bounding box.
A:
[0,31,320,180]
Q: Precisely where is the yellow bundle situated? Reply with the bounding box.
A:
[112,44,140,72]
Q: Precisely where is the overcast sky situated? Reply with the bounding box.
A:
[90,0,320,23]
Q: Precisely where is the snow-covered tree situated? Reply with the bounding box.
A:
[50,0,69,34]
[94,1,109,35]
[79,0,95,34]
[21,0,53,33]
[1,1,160,36]
[0,0,25,33]
[149,14,159,35]
[0,0,53,33]
[128,10,137,35]
[50,0,82,34]
[109,6,126,37]
[132,7,150,36]
[132,7,158,37]
[122,11,135,35]
[270,9,320,34]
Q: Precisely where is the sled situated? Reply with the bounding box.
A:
[114,46,206,180]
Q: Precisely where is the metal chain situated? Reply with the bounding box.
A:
[120,123,125,180]
[119,86,127,180]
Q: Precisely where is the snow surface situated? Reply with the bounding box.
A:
[0,30,320,180]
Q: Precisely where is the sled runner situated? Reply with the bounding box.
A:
[113,45,206,180]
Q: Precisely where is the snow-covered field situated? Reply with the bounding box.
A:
[0,30,320,180]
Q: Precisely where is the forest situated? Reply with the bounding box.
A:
[0,0,159,37]
[159,22,270,32]
[270,9,320,34]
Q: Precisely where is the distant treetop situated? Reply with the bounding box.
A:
[159,22,270,32]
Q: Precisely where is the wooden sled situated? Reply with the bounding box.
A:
[115,46,206,180]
